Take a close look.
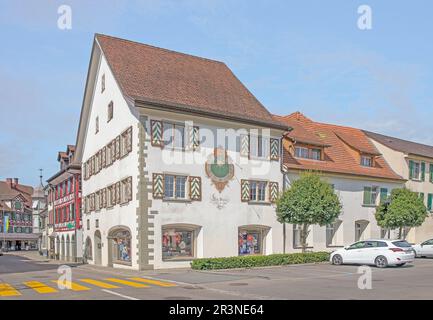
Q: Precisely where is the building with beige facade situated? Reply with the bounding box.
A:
[365,131,433,243]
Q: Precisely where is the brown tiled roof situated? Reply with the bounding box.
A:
[279,112,404,181]
[0,181,33,207]
[364,131,433,159]
[96,34,288,129]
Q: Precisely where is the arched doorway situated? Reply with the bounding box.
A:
[66,235,70,261]
[71,234,76,262]
[107,226,132,267]
[84,237,93,263]
[94,230,102,265]
[61,235,65,260]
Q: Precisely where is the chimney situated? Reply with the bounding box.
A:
[12,178,18,188]
[6,178,12,188]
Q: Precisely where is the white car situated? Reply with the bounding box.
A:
[412,239,433,258]
[330,239,415,268]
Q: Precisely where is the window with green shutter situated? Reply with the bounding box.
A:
[427,194,433,212]
[409,160,414,179]
[380,188,388,204]
[421,162,426,181]
[363,187,372,205]
[430,164,433,183]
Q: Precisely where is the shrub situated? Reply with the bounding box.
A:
[190,252,330,270]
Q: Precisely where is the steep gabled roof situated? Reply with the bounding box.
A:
[95,34,288,129]
[278,113,404,181]
[364,130,433,159]
[0,181,33,208]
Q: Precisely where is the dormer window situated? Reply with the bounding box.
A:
[294,146,322,160]
[361,155,373,167]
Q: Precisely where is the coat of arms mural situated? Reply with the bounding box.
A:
[205,148,234,193]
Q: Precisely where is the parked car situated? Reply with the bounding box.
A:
[330,239,415,268]
[413,239,433,258]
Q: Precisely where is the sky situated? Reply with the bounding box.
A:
[1,0,433,187]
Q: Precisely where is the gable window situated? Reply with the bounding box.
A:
[295,146,322,160]
[249,181,267,202]
[101,74,105,93]
[107,101,113,122]
[361,155,373,167]
[363,186,378,206]
[95,116,99,134]
[163,122,185,149]
[164,175,187,200]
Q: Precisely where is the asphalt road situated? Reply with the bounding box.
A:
[1,252,433,300]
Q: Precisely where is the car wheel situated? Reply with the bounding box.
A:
[413,251,418,258]
[396,263,406,267]
[375,255,388,268]
[332,254,343,265]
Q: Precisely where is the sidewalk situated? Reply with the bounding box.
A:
[5,250,80,266]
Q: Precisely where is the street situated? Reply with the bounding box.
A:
[1,252,433,300]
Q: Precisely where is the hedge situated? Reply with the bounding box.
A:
[190,252,330,270]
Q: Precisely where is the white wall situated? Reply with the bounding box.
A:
[142,108,285,269]
[285,172,402,250]
[81,52,140,269]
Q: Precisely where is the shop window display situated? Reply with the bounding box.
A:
[162,229,194,260]
[238,230,262,255]
[112,230,131,263]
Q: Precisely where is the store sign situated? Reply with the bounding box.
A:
[55,221,76,231]
[205,148,234,193]
[54,193,75,206]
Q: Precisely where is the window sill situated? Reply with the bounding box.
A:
[163,198,192,203]
[248,201,271,206]
[326,245,344,248]
[113,260,132,266]
[362,204,377,208]
[162,257,194,262]
[293,246,314,250]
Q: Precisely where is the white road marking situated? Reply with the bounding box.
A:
[101,289,140,300]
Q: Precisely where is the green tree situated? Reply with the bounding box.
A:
[375,188,428,239]
[276,172,342,252]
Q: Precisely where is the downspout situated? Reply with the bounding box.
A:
[280,128,293,254]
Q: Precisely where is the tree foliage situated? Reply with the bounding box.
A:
[276,172,342,252]
[375,188,428,239]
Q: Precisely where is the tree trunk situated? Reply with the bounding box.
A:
[283,223,286,254]
[398,227,403,239]
[301,223,310,253]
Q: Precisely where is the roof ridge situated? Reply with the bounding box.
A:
[95,33,225,66]
[364,130,433,150]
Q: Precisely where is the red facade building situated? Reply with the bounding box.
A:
[46,145,83,261]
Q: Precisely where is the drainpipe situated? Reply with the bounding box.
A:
[280,128,293,254]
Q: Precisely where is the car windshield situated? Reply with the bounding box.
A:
[392,240,411,248]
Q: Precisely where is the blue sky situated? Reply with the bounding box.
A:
[1,0,433,187]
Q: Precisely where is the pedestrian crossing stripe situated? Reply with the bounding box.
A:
[24,281,58,294]
[51,280,91,291]
[0,283,21,297]
[104,278,149,288]
[128,277,176,287]
[0,277,176,297]
[79,279,120,289]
